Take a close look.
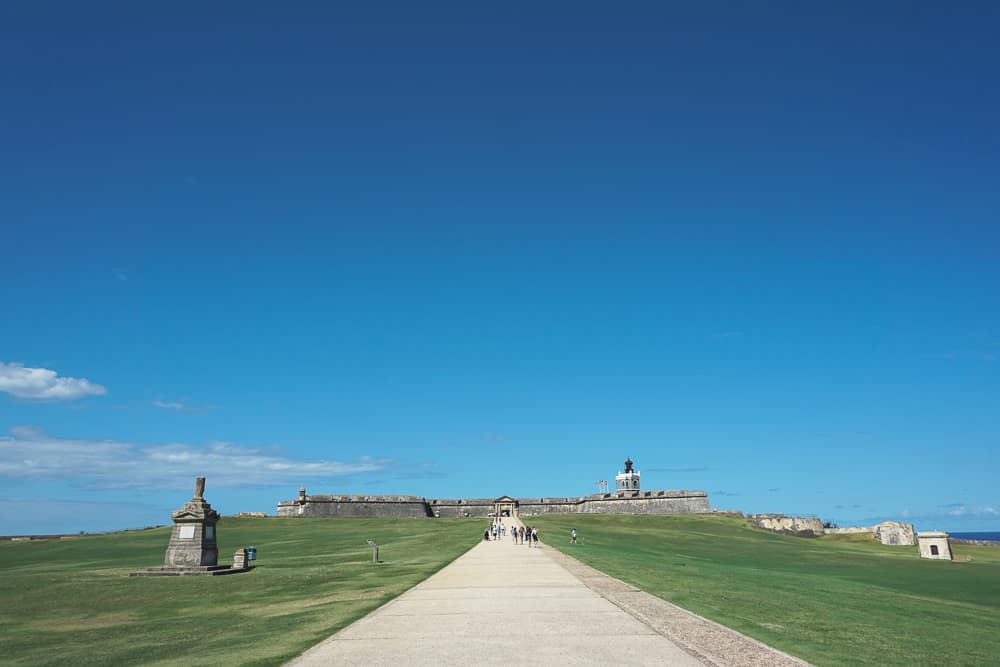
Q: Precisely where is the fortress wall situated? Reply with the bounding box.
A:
[576,493,710,515]
[277,489,712,519]
[427,499,493,518]
[516,491,710,516]
[276,497,431,518]
[516,499,579,516]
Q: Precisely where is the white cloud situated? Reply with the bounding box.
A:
[0,362,107,401]
[0,427,390,488]
[875,505,998,523]
[152,400,184,410]
[945,504,999,518]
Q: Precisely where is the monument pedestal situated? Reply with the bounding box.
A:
[131,477,250,577]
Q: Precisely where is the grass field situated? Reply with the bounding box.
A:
[528,514,1000,666]
[5,514,998,666]
[0,517,483,666]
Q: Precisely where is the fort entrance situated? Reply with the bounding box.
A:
[493,496,518,517]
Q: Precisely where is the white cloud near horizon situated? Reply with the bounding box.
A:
[891,505,1000,523]
[0,362,107,401]
[943,505,999,518]
[0,427,391,488]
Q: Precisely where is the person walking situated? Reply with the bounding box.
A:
[571,529,577,544]
[531,526,538,547]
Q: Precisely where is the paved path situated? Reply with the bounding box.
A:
[288,519,810,666]
[287,518,703,666]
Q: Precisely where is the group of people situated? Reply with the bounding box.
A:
[482,519,540,547]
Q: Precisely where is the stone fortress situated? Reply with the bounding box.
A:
[276,456,934,553]
[277,457,712,519]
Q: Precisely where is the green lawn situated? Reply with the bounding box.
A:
[6,514,998,666]
[0,517,483,666]
[528,514,1000,666]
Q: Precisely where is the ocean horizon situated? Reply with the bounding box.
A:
[949,531,1000,541]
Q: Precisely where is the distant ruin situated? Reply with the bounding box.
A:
[749,514,825,537]
[825,520,916,545]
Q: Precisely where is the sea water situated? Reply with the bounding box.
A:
[949,531,1000,541]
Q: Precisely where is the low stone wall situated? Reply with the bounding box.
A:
[825,527,871,535]
[750,514,824,537]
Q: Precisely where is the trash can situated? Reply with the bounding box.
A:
[247,546,257,561]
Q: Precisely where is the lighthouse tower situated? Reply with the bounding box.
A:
[615,457,640,492]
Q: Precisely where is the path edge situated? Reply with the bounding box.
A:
[283,537,485,666]
[542,543,813,667]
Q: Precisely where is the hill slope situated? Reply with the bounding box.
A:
[0,517,483,666]
[529,514,1000,666]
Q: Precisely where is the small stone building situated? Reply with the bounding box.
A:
[917,531,953,560]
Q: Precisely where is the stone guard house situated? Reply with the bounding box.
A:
[917,532,953,560]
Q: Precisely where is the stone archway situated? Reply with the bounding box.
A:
[493,496,518,518]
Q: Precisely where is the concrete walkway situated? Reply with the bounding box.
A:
[287,518,703,666]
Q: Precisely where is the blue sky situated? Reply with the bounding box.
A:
[2,2,998,535]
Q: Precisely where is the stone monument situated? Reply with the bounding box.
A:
[131,477,249,576]
[164,476,220,568]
